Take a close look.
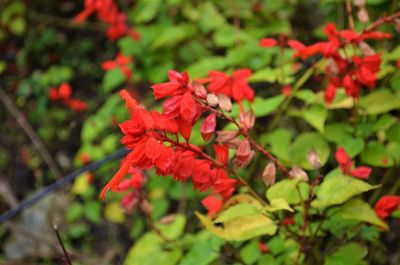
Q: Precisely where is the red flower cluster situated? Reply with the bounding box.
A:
[74,0,140,41]
[48,82,87,112]
[100,87,236,204]
[102,53,133,80]
[118,167,144,210]
[260,24,391,103]
[335,147,371,179]
[207,69,254,103]
[374,195,400,219]
[101,69,259,217]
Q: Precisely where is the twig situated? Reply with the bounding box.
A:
[345,0,355,30]
[0,148,128,223]
[28,9,107,32]
[52,220,73,265]
[0,88,63,180]
[364,11,400,32]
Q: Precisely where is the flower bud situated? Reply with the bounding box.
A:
[357,7,369,24]
[359,41,375,56]
[353,0,365,7]
[217,94,232,112]
[200,113,217,141]
[395,19,400,33]
[289,166,309,182]
[193,81,207,99]
[215,130,239,143]
[140,199,153,215]
[206,93,219,107]
[240,109,255,129]
[262,162,276,186]
[307,149,321,169]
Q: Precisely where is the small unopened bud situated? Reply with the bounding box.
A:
[240,109,256,129]
[215,130,239,143]
[359,41,375,56]
[289,166,309,182]
[307,149,321,169]
[353,0,365,7]
[206,93,219,107]
[357,7,369,23]
[159,214,177,224]
[217,94,232,112]
[193,82,207,99]
[236,139,250,158]
[262,162,276,186]
[140,199,153,215]
[233,140,253,168]
[395,19,400,33]
[328,58,339,75]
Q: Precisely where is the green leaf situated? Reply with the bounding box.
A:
[323,122,352,143]
[289,132,330,169]
[340,137,365,158]
[196,212,277,241]
[249,68,276,83]
[264,198,293,212]
[301,104,327,132]
[360,141,394,167]
[105,202,125,224]
[215,203,261,223]
[178,234,224,265]
[358,89,400,115]
[266,179,309,205]
[10,17,25,35]
[260,128,292,162]
[124,233,182,265]
[295,89,318,104]
[102,68,125,92]
[151,24,197,49]
[133,0,162,23]
[186,56,227,78]
[155,214,186,240]
[339,199,388,229]
[324,243,367,265]
[387,122,400,143]
[84,201,102,224]
[312,176,379,210]
[240,240,261,265]
[231,95,285,118]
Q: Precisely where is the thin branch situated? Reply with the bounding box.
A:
[345,0,355,30]
[364,11,400,32]
[0,88,63,180]
[28,9,107,32]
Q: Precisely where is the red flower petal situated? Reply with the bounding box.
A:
[201,195,223,217]
[351,166,371,179]
[259,38,278,48]
[200,113,217,141]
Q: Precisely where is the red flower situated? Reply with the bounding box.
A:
[208,69,254,102]
[65,98,87,112]
[58,83,72,99]
[48,87,60,101]
[259,38,278,47]
[335,147,371,179]
[202,195,223,217]
[200,113,217,141]
[258,242,269,254]
[214,144,229,165]
[374,195,400,219]
[102,53,133,79]
[151,70,189,99]
[281,85,292,97]
[350,166,372,179]
[74,0,140,41]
